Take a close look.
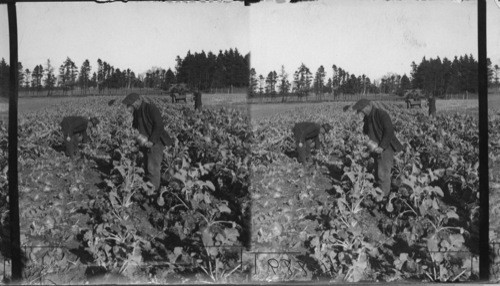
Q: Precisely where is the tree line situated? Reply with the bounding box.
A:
[250,54,500,99]
[0,48,249,97]
[250,63,387,100]
[142,48,249,91]
[410,54,498,96]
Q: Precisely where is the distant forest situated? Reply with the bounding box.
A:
[249,54,500,98]
[0,48,249,97]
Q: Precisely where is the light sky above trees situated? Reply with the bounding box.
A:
[1,0,499,82]
[0,1,249,76]
[250,0,500,81]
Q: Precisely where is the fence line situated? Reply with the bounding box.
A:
[17,88,170,98]
[207,87,247,94]
[247,92,491,104]
[247,93,405,104]
[18,87,249,98]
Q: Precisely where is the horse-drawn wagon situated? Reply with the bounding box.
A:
[404,89,426,109]
[167,83,190,103]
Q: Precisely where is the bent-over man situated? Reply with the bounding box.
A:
[351,99,403,196]
[122,93,174,190]
[292,122,332,165]
[60,116,99,159]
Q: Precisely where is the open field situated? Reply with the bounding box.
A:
[2,92,499,120]
[250,93,500,120]
[0,93,247,125]
[0,96,252,284]
[14,93,246,113]
[249,98,500,282]
[1,93,499,282]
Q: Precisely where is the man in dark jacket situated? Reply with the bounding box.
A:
[122,93,174,191]
[60,116,99,159]
[351,99,403,196]
[194,90,202,110]
[292,122,332,165]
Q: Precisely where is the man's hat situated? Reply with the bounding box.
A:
[351,99,371,112]
[122,93,140,105]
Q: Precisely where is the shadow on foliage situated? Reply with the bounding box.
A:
[88,155,114,178]
[209,177,252,250]
[295,247,333,281]
[314,159,344,195]
[69,245,95,265]
[283,149,297,161]
[430,178,479,255]
[51,143,66,154]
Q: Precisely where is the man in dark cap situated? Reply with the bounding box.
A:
[292,122,332,165]
[350,99,403,196]
[122,93,174,191]
[194,90,202,110]
[60,116,100,159]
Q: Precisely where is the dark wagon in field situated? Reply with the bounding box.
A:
[170,92,187,103]
[167,83,190,103]
[404,89,426,109]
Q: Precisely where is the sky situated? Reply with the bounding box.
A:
[0,1,249,76]
[250,0,500,81]
[1,0,499,82]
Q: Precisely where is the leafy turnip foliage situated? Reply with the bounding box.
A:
[0,99,499,283]
[250,103,489,282]
[0,97,251,283]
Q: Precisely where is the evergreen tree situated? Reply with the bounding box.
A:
[90,72,97,89]
[97,58,104,92]
[258,74,265,95]
[17,62,24,90]
[325,78,333,94]
[174,48,249,91]
[331,64,339,90]
[164,68,176,90]
[44,59,56,95]
[277,65,290,102]
[59,57,78,92]
[314,65,326,96]
[494,64,499,86]
[24,69,31,89]
[411,54,478,96]
[31,65,44,90]
[400,74,411,95]
[0,58,9,97]
[265,71,278,95]
[487,58,494,85]
[293,63,312,98]
[78,59,91,92]
[249,68,258,97]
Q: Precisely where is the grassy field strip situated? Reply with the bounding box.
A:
[203,93,246,105]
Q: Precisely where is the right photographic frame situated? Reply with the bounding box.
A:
[248,0,499,282]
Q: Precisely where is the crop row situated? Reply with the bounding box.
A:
[250,103,482,282]
[0,97,252,283]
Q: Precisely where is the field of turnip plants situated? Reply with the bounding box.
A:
[249,99,500,282]
[0,96,252,284]
[1,95,500,283]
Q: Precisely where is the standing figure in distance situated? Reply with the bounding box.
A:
[292,122,332,165]
[194,89,202,110]
[122,93,174,191]
[60,116,100,159]
[351,99,403,196]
